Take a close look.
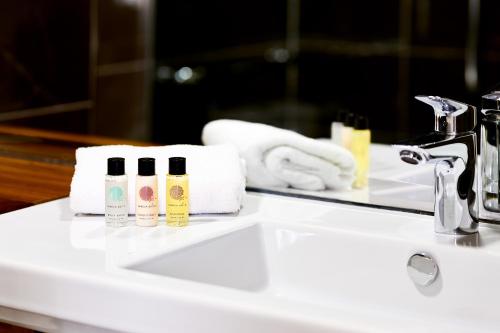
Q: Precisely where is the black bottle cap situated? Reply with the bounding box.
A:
[354,115,369,130]
[107,157,125,176]
[138,157,155,176]
[345,113,356,127]
[169,157,186,175]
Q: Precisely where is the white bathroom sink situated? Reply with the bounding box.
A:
[125,216,500,333]
[3,192,500,333]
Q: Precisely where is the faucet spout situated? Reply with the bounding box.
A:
[394,135,478,235]
[394,132,474,167]
[393,95,479,235]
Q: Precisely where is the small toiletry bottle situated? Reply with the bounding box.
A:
[105,157,129,227]
[166,157,189,227]
[331,111,345,146]
[342,113,355,150]
[136,157,158,226]
[351,115,371,189]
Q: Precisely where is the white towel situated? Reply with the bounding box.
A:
[70,144,245,215]
[202,119,355,191]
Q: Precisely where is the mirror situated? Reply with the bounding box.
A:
[2,0,498,213]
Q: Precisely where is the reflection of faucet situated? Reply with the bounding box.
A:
[394,96,478,235]
[479,92,500,221]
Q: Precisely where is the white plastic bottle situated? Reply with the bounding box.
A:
[331,122,344,145]
[105,157,129,227]
[331,111,345,146]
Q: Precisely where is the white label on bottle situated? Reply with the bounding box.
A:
[105,176,128,224]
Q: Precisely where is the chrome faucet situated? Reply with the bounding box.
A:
[479,92,500,221]
[394,96,479,235]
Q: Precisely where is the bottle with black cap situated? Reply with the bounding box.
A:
[331,110,346,146]
[166,157,189,227]
[136,157,158,226]
[342,112,356,150]
[105,157,128,227]
[351,115,371,188]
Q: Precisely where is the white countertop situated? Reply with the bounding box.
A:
[0,193,351,333]
[2,192,500,333]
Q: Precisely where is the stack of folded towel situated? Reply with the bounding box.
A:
[70,144,245,215]
[202,119,356,191]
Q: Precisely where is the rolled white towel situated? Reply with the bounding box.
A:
[202,119,355,191]
[70,144,245,215]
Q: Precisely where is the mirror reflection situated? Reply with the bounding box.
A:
[2,0,500,213]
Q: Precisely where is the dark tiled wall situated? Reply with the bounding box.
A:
[4,1,500,143]
[93,0,153,140]
[153,0,288,144]
[0,0,153,140]
[153,0,500,144]
[0,0,90,129]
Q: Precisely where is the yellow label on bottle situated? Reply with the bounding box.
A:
[166,174,189,227]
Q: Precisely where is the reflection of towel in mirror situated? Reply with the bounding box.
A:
[202,119,355,191]
[70,144,245,214]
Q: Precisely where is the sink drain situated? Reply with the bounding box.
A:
[407,253,439,286]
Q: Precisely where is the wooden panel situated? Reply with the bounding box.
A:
[0,125,149,213]
[0,125,147,146]
[0,322,33,333]
[0,156,73,204]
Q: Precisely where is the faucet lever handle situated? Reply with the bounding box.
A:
[415,95,476,134]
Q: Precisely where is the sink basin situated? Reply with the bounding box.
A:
[127,223,269,291]
[125,218,500,332]
[130,221,412,311]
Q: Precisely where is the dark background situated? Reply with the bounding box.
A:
[1,0,499,144]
